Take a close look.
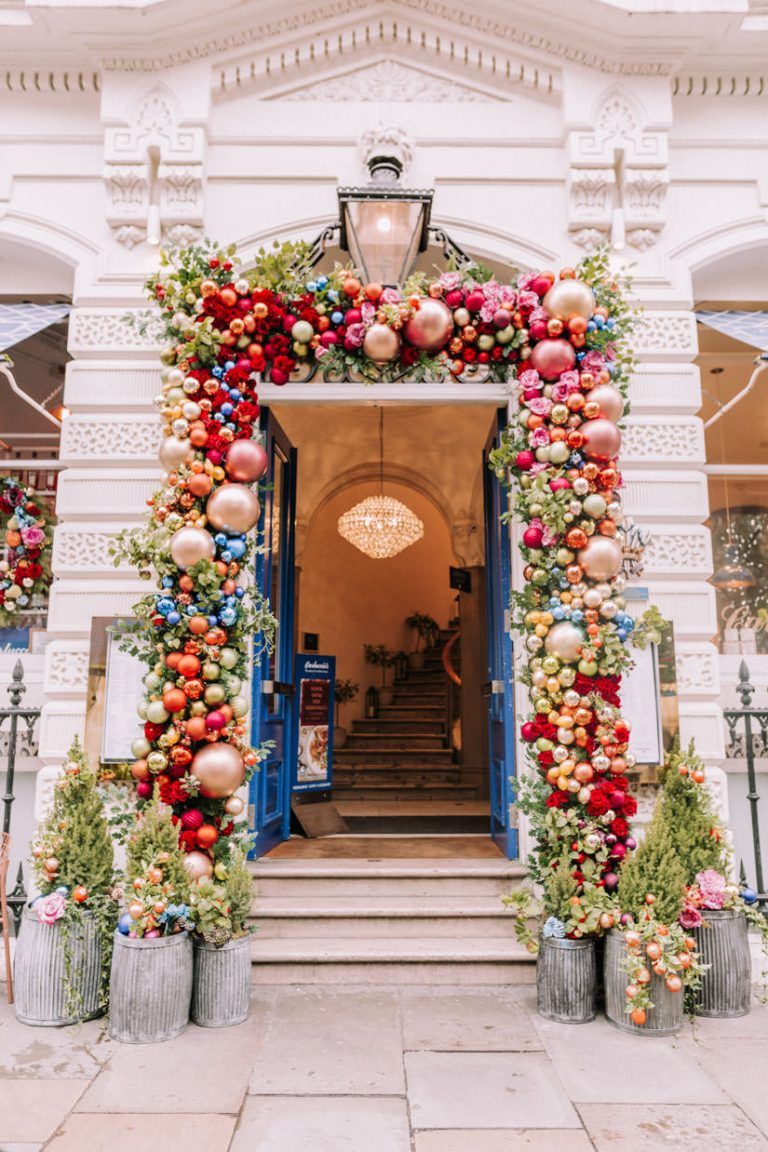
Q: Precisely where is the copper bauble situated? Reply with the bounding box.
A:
[403,299,453,353]
[582,418,622,463]
[362,323,400,363]
[159,435,193,472]
[585,384,624,423]
[191,742,245,799]
[544,621,586,663]
[224,794,245,816]
[578,536,623,581]
[169,526,216,569]
[529,338,577,380]
[183,850,214,881]
[543,279,596,322]
[226,439,269,484]
[206,484,261,534]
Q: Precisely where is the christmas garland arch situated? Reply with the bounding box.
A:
[0,478,55,627]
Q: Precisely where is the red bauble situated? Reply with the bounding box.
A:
[180,808,204,831]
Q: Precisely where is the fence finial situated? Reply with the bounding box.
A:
[736,660,755,708]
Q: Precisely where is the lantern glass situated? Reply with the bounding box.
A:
[340,194,429,287]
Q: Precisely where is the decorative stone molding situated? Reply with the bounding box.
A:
[61,414,160,466]
[642,581,718,640]
[621,417,705,466]
[634,312,698,360]
[568,168,615,247]
[642,527,712,578]
[68,310,163,359]
[675,643,721,698]
[65,362,159,413]
[53,524,137,577]
[622,470,708,522]
[47,582,148,635]
[678,703,726,761]
[37,703,87,765]
[360,124,413,177]
[55,470,159,520]
[628,364,701,415]
[285,61,499,103]
[44,643,90,697]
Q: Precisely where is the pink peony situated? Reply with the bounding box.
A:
[517,290,540,313]
[36,892,66,925]
[21,526,45,548]
[696,869,727,910]
[679,904,703,929]
[381,287,401,305]
[580,350,606,375]
[529,427,551,448]
[344,323,366,349]
[518,369,542,392]
[438,271,462,291]
[528,396,553,417]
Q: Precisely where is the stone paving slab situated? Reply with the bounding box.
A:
[400,988,542,1052]
[45,1114,236,1152]
[414,1130,594,1151]
[0,1016,108,1079]
[686,1038,768,1137]
[231,1095,411,1152]
[579,1102,768,1151]
[0,1080,88,1144]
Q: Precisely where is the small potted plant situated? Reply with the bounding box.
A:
[15,737,117,1027]
[189,845,253,1027]
[109,790,193,1044]
[333,679,359,749]
[363,644,396,707]
[404,612,439,671]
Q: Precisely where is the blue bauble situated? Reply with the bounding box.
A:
[553,607,565,621]
[331,311,344,325]
[227,539,247,560]
[229,389,241,402]
[166,611,181,626]
[742,887,758,905]
[224,360,235,371]
[617,629,627,641]
[307,281,318,292]
[235,587,245,599]
[117,913,133,936]
[221,403,233,417]
[220,550,233,563]
[208,615,218,626]
[219,607,237,626]
[316,275,328,288]
[56,885,69,895]
[162,576,174,588]
[212,366,223,378]
[156,598,174,615]
[214,533,228,547]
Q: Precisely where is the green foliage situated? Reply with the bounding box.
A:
[631,606,670,651]
[363,643,396,686]
[225,847,253,938]
[126,789,190,907]
[250,240,315,296]
[543,859,579,921]
[659,741,729,883]
[334,678,359,725]
[404,612,440,651]
[189,846,252,946]
[617,804,687,924]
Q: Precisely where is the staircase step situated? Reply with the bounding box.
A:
[333,786,479,802]
[251,859,525,897]
[351,719,445,735]
[250,898,517,939]
[335,748,454,762]
[334,774,462,791]
[342,735,446,750]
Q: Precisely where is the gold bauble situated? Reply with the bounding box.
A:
[183,851,214,881]
[544,621,586,664]
[403,298,454,353]
[543,279,596,322]
[206,484,261,534]
[159,435,194,472]
[577,536,623,581]
[191,742,245,799]
[169,526,216,569]
[362,323,401,363]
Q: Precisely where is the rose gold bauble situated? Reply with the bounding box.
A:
[206,484,261,534]
[362,323,401,363]
[192,742,245,799]
[183,850,214,881]
[577,536,623,581]
[224,794,245,816]
[159,435,193,472]
[585,385,624,423]
[529,338,577,380]
[169,525,216,569]
[581,418,622,463]
[403,299,453,353]
[542,279,596,322]
[544,621,586,663]
[226,440,269,484]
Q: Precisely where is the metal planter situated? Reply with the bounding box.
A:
[604,928,683,1036]
[109,930,193,1044]
[192,933,251,1028]
[14,906,104,1027]
[537,935,596,1024]
[694,908,751,1018]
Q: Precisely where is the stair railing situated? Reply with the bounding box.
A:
[441,630,461,750]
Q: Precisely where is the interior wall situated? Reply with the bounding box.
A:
[298,480,456,725]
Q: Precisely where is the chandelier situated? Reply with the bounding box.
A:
[337,409,424,559]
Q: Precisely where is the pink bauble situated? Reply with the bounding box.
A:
[577,536,623,581]
[205,710,227,731]
[362,323,400,363]
[549,478,571,492]
[529,339,576,380]
[403,299,453,353]
[515,450,536,471]
[523,525,543,549]
[542,279,595,321]
[465,291,485,312]
[585,385,624,423]
[581,418,622,463]
[226,440,269,484]
[180,808,204,831]
[191,742,245,799]
[136,781,152,800]
[206,484,261,534]
[183,850,214,881]
[169,526,216,570]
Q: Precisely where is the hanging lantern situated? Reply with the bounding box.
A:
[365,686,379,719]
[711,543,756,591]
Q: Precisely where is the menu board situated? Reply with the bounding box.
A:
[101,628,146,763]
[620,641,664,766]
[293,654,335,792]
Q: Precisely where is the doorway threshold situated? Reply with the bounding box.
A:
[263,835,505,860]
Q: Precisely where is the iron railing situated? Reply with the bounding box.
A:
[724,660,768,910]
[0,660,38,933]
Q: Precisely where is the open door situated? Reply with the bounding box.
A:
[483,408,518,860]
[249,408,297,858]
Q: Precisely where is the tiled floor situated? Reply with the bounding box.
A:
[1,987,767,1151]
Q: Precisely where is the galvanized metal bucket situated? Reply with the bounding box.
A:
[604,928,683,1036]
[694,908,752,1018]
[14,906,104,1027]
[191,933,251,1028]
[537,935,596,1024]
[109,930,192,1044]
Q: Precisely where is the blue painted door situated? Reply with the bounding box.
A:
[483,408,518,859]
[249,408,297,858]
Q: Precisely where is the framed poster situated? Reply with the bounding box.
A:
[621,586,672,767]
[85,617,145,765]
[292,653,335,793]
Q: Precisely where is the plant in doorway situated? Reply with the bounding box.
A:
[189,845,253,1027]
[404,612,439,671]
[333,679,359,749]
[363,644,397,707]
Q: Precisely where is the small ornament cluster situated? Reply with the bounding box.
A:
[0,478,53,626]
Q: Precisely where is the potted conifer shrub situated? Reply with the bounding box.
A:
[109,791,193,1044]
[189,846,253,1027]
[363,644,396,707]
[333,679,359,749]
[404,612,439,671]
[15,737,117,1027]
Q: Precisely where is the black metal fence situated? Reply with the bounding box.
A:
[724,660,768,910]
[0,659,38,933]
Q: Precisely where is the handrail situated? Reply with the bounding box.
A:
[442,629,461,687]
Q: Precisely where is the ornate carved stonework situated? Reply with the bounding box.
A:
[634,312,698,358]
[621,419,704,464]
[68,310,164,356]
[61,417,160,462]
[451,518,482,567]
[676,650,720,695]
[54,531,123,573]
[643,531,711,575]
[360,124,414,176]
[45,649,88,693]
[283,61,498,103]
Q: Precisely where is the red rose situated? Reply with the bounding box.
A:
[610,817,629,838]
[587,792,610,817]
[179,829,198,852]
[621,795,637,817]
[546,791,570,809]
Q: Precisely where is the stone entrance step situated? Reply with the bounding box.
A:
[352,719,446,735]
[342,734,447,750]
[335,748,455,763]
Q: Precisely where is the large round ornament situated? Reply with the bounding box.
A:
[362,324,400,363]
[581,418,622,463]
[183,851,214,881]
[543,279,595,322]
[206,484,261,534]
[226,439,269,484]
[585,385,624,423]
[191,742,245,799]
[578,536,623,581]
[159,435,193,472]
[169,526,216,569]
[529,339,577,380]
[403,299,453,353]
[544,621,586,663]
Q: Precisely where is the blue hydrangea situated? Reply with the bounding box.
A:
[542,916,566,939]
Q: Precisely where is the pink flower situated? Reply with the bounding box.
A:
[517,273,537,291]
[581,351,606,375]
[439,272,462,291]
[36,892,66,925]
[559,370,580,392]
[518,369,542,392]
[679,904,703,929]
[517,290,540,313]
[528,396,552,417]
[551,381,570,402]
[381,288,401,305]
[530,427,550,448]
[20,526,45,548]
[360,302,376,324]
[344,323,366,349]
[696,869,727,910]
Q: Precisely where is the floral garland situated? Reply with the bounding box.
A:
[489,249,654,921]
[0,478,54,627]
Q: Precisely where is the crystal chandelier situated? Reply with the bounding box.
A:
[337,409,424,559]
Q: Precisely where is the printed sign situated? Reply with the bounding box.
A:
[293,653,336,792]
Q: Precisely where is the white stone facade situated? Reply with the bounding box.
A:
[4,0,768,853]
